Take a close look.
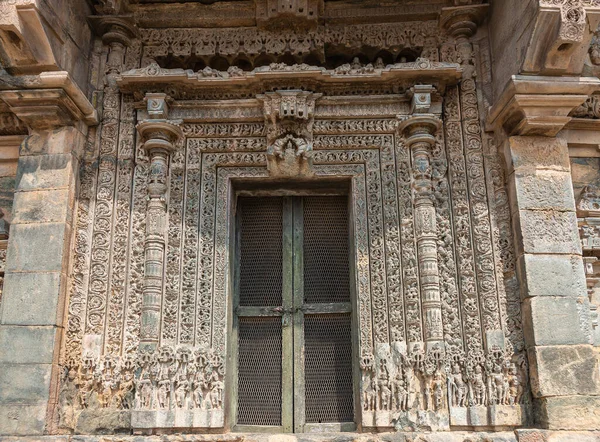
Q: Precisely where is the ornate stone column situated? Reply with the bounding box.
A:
[398,86,443,348]
[136,93,182,352]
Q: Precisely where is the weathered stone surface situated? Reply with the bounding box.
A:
[528,345,600,398]
[15,154,77,192]
[75,410,131,435]
[5,223,70,273]
[19,128,86,158]
[0,363,52,403]
[510,170,576,211]
[517,254,587,299]
[12,188,73,225]
[0,403,48,436]
[534,396,600,431]
[513,209,581,255]
[0,325,58,364]
[506,136,570,173]
[0,272,65,326]
[522,296,591,346]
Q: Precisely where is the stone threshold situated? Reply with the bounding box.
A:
[1,431,600,442]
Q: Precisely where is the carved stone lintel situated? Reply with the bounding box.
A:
[137,94,183,351]
[398,90,443,348]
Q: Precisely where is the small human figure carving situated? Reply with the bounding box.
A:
[361,357,376,411]
[378,360,392,411]
[506,364,523,405]
[157,376,171,409]
[392,371,408,411]
[192,371,204,409]
[448,363,467,407]
[137,372,153,409]
[469,365,486,406]
[174,374,189,408]
[488,363,506,405]
[432,373,444,411]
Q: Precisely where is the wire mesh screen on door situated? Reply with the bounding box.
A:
[304,314,354,423]
[303,196,350,304]
[235,195,353,430]
[238,197,284,306]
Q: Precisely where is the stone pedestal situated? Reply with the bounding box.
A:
[0,124,86,435]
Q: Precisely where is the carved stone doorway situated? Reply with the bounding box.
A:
[231,192,356,433]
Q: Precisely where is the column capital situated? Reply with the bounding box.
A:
[398,114,441,149]
[136,93,183,155]
[88,15,137,47]
[397,84,442,148]
[137,120,183,155]
[440,4,488,41]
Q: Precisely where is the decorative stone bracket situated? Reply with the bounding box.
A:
[523,1,600,75]
[257,90,321,177]
[0,1,57,74]
[136,93,183,352]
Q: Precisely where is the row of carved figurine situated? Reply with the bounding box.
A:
[360,345,526,413]
[66,346,225,411]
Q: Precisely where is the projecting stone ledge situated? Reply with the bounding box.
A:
[1,432,600,441]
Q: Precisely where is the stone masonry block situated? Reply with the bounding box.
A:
[509,170,576,211]
[506,136,570,173]
[0,363,52,404]
[5,223,70,273]
[19,126,86,158]
[15,153,77,192]
[0,271,66,326]
[513,209,581,255]
[12,188,72,225]
[528,345,600,398]
[522,297,591,346]
[0,325,59,364]
[534,395,600,431]
[0,403,47,436]
[517,254,587,299]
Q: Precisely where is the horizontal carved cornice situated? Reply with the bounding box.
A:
[117,59,462,96]
[487,75,600,136]
[0,71,98,129]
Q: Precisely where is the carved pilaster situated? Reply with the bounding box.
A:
[398,86,443,349]
[137,93,182,351]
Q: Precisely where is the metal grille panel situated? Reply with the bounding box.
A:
[237,316,283,426]
[303,196,350,304]
[304,313,354,423]
[238,197,283,306]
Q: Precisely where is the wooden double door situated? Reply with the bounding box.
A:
[232,194,355,433]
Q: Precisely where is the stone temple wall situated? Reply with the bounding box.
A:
[54,17,529,433]
[0,0,600,439]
